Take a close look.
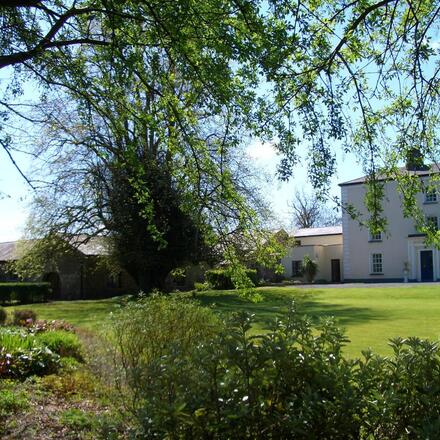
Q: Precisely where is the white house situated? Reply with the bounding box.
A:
[341,164,440,282]
[283,163,440,283]
[281,226,343,282]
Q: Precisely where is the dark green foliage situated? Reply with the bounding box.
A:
[36,331,83,361]
[112,297,440,439]
[108,163,208,292]
[13,310,37,326]
[205,269,234,289]
[206,268,258,290]
[0,307,6,325]
[0,345,60,379]
[0,283,51,305]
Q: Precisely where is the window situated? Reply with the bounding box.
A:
[292,260,302,277]
[371,253,383,274]
[369,230,382,241]
[426,216,438,230]
[425,188,437,203]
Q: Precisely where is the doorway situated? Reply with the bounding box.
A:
[331,259,341,282]
[420,250,434,282]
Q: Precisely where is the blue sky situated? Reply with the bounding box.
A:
[0,135,364,242]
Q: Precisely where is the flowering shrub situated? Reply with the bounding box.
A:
[30,320,75,333]
[13,310,37,327]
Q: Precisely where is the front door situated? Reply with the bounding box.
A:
[420,250,434,282]
[331,259,341,282]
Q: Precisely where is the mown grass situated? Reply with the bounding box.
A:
[7,297,126,331]
[6,285,440,356]
[195,285,440,356]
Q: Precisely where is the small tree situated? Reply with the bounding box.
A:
[302,255,318,283]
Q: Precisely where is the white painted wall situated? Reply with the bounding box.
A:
[341,178,440,281]
[297,234,342,246]
[281,243,343,282]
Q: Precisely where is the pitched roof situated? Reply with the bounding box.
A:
[0,236,109,262]
[339,163,440,187]
[70,235,110,256]
[0,241,18,261]
[294,226,342,237]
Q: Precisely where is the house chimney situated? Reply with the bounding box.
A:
[406,147,429,171]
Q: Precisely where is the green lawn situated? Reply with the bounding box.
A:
[8,297,126,331]
[196,285,440,356]
[7,285,440,357]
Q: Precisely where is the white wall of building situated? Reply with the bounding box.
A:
[341,178,440,281]
[281,239,343,282]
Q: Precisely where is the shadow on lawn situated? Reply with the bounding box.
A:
[196,290,387,331]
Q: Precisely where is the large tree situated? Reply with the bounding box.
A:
[19,42,275,290]
[4,0,440,256]
[2,0,287,291]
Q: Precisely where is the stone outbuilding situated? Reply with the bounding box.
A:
[0,237,138,300]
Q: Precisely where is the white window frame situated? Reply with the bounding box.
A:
[369,230,382,242]
[425,188,438,203]
[370,253,383,275]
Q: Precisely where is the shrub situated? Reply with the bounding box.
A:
[302,254,318,282]
[13,309,37,326]
[0,346,60,379]
[108,295,221,412]
[205,268,234,289]
[0,283,51,305]
[0,307,6,325]
[0,327,60,379]
[59,408,97,432]
[206,268,259,290]
[36,331,82,361]
[111,301,440,439]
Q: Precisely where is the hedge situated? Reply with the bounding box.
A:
[205,268,259,290]
[0,283,51,305]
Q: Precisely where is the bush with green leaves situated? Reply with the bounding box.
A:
[302,254,318,282]
[36,331,83,361]
[110,297,440,439]
[0,326,83,379]
[194,281,209,292]
[108,295,221,405]
[205,268,259,290]
[0,282,51,305]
